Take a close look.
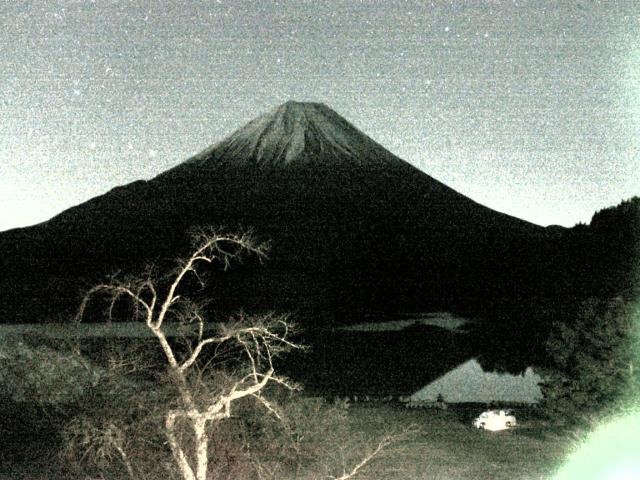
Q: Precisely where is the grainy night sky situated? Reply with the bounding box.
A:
[1,0,638,231]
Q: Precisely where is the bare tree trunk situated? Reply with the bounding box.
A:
[166,412,197,480]
[194,416,209,480]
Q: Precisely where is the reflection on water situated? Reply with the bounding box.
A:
[409,358,543,404]
[338,312,471,333]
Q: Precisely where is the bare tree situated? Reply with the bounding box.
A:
[76,228,302,480]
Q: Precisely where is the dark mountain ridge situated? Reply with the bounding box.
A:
[0,101,623,324]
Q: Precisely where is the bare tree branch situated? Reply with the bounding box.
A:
[179,336,228,373]
[75,228,298,480]
[328,434,395,480]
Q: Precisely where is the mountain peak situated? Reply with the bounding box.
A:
[278,99,327,111]
[186,101,402,168]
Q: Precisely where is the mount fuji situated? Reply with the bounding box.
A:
[0,101,557,322]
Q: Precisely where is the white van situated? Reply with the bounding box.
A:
[472,409,517,431]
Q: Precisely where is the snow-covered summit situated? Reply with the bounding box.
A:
[187,101,403,168]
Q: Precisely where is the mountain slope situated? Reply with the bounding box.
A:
[0,101,553,322]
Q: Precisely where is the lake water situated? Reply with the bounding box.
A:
[0,312,544,403]
[0,321,217,339]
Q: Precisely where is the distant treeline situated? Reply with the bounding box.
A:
[472,196,639,381]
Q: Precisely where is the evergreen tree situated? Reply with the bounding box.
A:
[540,297,640,423]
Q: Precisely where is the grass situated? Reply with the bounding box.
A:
[0,399,576,479]
[325,403,574,480]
